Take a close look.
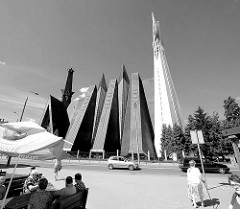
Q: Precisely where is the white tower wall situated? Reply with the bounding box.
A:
[152,13,183,157]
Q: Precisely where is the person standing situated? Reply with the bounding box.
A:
[228,174,240,209]
[53,159,62,181]
[187,160,205,208]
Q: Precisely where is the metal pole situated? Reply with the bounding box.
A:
[19,97,29,122]
[196,130,206,182]
[195,130,215,208]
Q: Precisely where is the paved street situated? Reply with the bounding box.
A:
[1,158,239,209]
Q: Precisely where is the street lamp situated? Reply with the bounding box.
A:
[13,111,19,122]
[6,91,39,167]
[19,91,39,122]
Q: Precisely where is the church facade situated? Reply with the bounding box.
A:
[41,14,182,159]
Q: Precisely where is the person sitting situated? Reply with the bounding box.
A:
[23,169,42,194]
[0,176,6,200]
[74,173,86,192]
[53,176,76,198]
[28,178,53,209]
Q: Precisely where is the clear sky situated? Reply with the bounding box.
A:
[0,0,240,124]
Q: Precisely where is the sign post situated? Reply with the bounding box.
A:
[190,130,206,182]
[190,130,214,208]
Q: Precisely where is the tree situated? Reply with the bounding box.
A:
[160,124,169,154]
[183,107,212,157]
[171,124,184,155]
[160,124,173,158]
[223,96,240,128]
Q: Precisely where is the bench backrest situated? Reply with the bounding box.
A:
[4,176,28,197]
[50,188,89,209]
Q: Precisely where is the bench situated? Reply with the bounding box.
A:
[4,175,28,198]
[3,193,31,209]
[50,188,89,209]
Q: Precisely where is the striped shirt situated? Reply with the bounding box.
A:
[74,181,86,192]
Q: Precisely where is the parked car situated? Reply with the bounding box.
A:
[179,157,230,174]
[107,156,139,171]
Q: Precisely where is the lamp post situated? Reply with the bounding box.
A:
[19,91,39,122]
[13,112,19,122]
[6,91,39,167]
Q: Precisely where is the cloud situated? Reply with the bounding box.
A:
[73,97,80,101]
[79,87,89,93]
[236,97,240,101]
[0,60,6,65]
[79,93,86,98]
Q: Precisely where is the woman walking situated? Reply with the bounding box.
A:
[187,160,205,208]
[53,159,62,181]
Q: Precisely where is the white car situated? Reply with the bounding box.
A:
[107,156,139,171]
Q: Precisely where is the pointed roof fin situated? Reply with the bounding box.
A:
[98,74,108,91]
[118,64,130,84]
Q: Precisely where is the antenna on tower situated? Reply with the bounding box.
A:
[152,12,161,42]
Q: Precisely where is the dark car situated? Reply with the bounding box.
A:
[179,157,230,174]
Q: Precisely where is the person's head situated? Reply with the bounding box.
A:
[229,174,240,195]
[30,169,42,181]
[0,176,5,186]
[65,176,73,187]
[75,173,82,183]
[38,178,48,190]
[189,160,196,167]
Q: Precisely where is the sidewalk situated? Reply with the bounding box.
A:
[3,159,237,209]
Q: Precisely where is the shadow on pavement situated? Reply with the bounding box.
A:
[198,198,220,208]
[0,163,33,169]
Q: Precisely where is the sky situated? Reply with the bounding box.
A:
[0,0,240,124]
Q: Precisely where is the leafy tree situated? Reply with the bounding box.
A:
[171,124,184,154]
[160,124,173,157]
[160,124,169,153]
[223,96,240,128]
[183,107,212,157]
[183,123,196,156]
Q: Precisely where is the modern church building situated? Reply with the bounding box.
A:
[40,14,182,159]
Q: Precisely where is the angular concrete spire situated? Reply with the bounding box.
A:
[91,79,120,153]
[118,64,130,142]
[152,14,183,157]
[40,95,70,138]
[64,85,97,151]
[98,73,107,91]
[121,73,157,159]
[92,74,108,144]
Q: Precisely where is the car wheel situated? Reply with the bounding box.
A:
[129,165,134,171]
[108,164,114,170]
[218,168,226,174]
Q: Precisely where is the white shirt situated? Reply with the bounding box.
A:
[187,167,202,184]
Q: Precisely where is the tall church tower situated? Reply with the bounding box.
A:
[152,13,183,157]
[61,68,75,108]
